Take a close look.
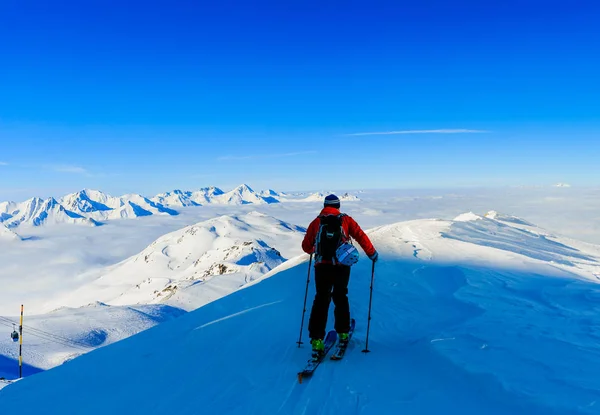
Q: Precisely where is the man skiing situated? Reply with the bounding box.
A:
[301,194,378,357]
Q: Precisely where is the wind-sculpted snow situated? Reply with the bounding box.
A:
[2,214,600,413]
[443,213,600,276]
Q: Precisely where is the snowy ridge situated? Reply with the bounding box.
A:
[55,211,305,311]
[2,211,600,413]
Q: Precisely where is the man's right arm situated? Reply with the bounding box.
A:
[302,218,320,254]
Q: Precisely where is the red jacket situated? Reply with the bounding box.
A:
[302,207,376,263]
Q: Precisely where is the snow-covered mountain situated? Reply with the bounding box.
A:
[211,184,279,205]
[60,189,120,214]
[151,189,202,207]
[0,186,358,228]
[340,192,360,201]
[259,189,280,198]
[0,190,178,228]
[187,186,226,204]
[3,211,600,413]
[61,190,178,221]
[151,186,225,207]
[281,191,361,203]
[0,197,100,228]
[152,185,279,207]
[56,211,305,311]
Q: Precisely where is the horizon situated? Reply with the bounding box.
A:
[0,181,590,204]
[1,1,599,200]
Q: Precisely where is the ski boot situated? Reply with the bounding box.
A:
[311,338,325,361]
[338,332,349,345]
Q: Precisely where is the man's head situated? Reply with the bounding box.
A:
[324,194,340,209]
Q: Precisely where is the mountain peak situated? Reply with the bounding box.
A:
[233,184,254,192]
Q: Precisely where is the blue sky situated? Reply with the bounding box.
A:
[1,0,599,200]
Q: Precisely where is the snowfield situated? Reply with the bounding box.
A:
[2,198,600,413]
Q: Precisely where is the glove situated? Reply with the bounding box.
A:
[368,251,379,262]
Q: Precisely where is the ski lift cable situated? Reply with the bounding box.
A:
[0,316,91,348]
[0,319,90,351]
[0,320,89,351]
[0,319,91,350]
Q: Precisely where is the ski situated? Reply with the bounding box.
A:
[297,330,337,383]
[331,318,356,360]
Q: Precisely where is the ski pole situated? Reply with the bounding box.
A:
[19,304,23,378]
[362,261,376,353]
[297,254,312,347]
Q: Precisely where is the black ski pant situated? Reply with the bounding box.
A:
[308,263,351,340]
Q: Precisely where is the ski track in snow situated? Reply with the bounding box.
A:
[194,300,283,330]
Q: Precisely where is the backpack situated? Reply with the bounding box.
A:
[315,214,347,263]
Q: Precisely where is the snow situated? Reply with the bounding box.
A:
[0,302,185,377]
[152,185,279,207]
[2,187,600,408]
[0,197,101,228]
[0,223,20,241]
[211,184,277,205]
[2,211,600,413]
[453,212,482,222]
[340,192,361,201]
[0,190,177,229]
[279,191,361,203]
[151,189,202,207]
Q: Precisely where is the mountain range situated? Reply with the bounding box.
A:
[0,185,361,229]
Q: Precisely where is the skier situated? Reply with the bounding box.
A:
[301,194,378,357]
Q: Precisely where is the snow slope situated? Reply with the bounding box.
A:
[0,302,185,378]
[0,223,20,240]
[2,213,600,413]
[53,211,305,311]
